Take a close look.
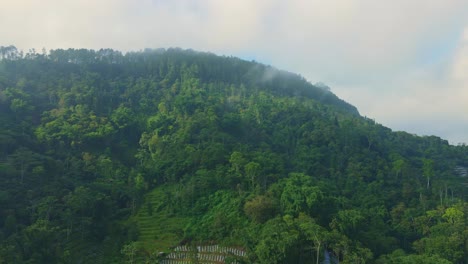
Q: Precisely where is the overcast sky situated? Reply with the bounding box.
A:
[1,0,467,144]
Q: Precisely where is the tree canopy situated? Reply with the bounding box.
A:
[0,46,466,263]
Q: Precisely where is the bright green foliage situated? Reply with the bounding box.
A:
[295,213,327,264]
[280,173,323,216]
[411,204,467,263]
[0,47,467,263]
[255,217,300,264]
[442,206,464,224]
[185,191,248,243]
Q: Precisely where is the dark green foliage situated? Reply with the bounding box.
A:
[0,47,466,263]
[244,195,278,223]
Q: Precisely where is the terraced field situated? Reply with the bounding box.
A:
[161,245,247,264]
[133,187,189,253]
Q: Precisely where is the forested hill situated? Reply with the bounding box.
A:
[0,46,358,116]
[0,47,466,264]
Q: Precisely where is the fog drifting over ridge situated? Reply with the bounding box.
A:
[1,0,467,144]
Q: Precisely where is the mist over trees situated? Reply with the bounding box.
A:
[0,46,466,263]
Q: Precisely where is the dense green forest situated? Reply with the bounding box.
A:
[0,45,467,263]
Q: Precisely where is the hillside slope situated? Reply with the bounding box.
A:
[0,47,466,263]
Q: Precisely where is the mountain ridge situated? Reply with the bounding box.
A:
[0,46,466,263]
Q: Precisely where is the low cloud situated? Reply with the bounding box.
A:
[336,26,468,144]
[1,0,467,143]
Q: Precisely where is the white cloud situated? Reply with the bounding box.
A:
[452,28,468,85]
[336,25,468,144]
[0,0,467,143]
